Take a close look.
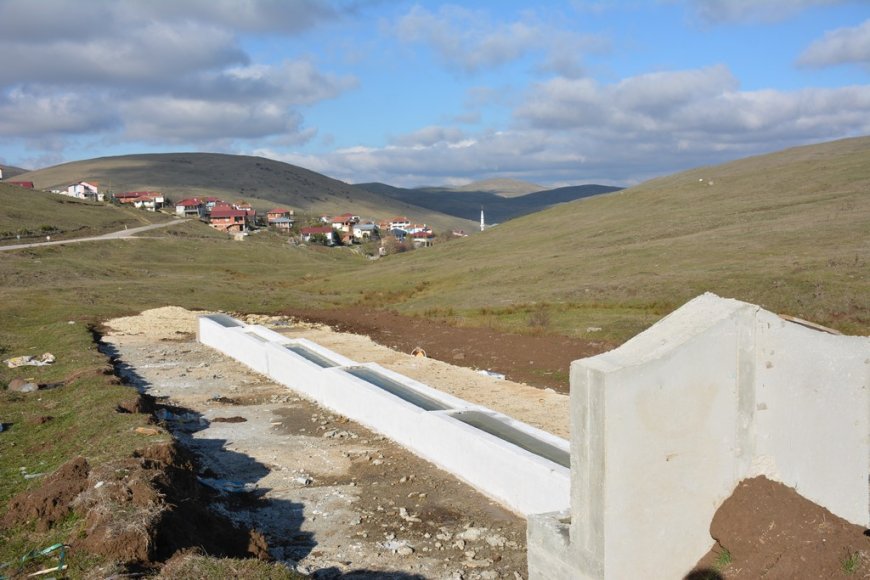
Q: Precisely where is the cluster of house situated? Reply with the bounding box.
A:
[300,214,436,247]
[173,197,272,232]
[1,174,439,246]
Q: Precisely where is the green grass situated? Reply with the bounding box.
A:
[714,546,733,570]
[0,184,168,245]
[841,550,861,575]
[157,553,304,579]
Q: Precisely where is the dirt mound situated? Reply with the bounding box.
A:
[281,306,611,392]
[2,456,90,532]
[105,306,209,340]
[692,476,870,577]
[72,441,270,567]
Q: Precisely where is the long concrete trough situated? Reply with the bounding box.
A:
[198,314,570,516]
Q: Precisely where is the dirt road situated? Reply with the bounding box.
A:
[0,219,186,252]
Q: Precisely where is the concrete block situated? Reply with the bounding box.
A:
[199,316,571,517]
[528,293,870,579]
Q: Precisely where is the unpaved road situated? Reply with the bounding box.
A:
[103,307,562,579]
[0,219,186,252]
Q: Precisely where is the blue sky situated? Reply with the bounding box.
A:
[1,0,868,187]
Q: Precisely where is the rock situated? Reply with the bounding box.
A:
[8,378,38,393]
[134,426,161,436]
[457,527,486,542]
[485,534,507,548]
[397,546,414,556]
[479,571,499,579]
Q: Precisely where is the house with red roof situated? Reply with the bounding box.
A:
[331,213,360,233]
[267,208,294,222]
[7,181,35,189]
[300,225,336,245]
[209,207,250,232]
[175,198,206,218]
[388,216,411,231]
[114,191,165,211]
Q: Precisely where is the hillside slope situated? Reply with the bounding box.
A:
[332,136,870,341]
[16,153,475,233]
[453,178,545,197]
[0,163,29,179]
[0,183,167,242]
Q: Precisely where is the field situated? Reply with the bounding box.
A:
[0,136,868,575]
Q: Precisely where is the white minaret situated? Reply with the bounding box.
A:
[480,207,485,232]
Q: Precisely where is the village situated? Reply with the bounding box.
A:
[3,178,459,254]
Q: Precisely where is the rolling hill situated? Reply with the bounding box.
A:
[15,153,476,233]
[453,178,545,197]
[333,136,870,342]
[0,163,29,180]
[355,182,622,224]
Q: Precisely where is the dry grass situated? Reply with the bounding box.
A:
[316,136,870,342]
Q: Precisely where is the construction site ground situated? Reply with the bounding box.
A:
[102,307,566,579]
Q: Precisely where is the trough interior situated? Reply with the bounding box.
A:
[286,344,339,368]
[449,411,570,468]
[343,366,452,411]
[205,314,244,327]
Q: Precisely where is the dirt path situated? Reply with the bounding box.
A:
[0,219,185,252]
[103,307,541,579]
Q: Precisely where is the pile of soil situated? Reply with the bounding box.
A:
[691,476,870,578]
[281,306,612,392]
[2,456,91,532]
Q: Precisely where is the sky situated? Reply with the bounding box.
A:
[1,0,869,188]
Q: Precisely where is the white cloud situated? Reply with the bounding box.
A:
[798,19,870,68]
[260,66,870,187]
[392,5,605,75]
[686,0,845,25]
[119,97,304,142]
[0,0,343,40]
[0,0,356,153]
[0,88,118,135]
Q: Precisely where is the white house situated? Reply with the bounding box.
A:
[66,181,103,201]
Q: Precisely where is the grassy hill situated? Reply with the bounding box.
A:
[16,153,475,233]
[0,183,169,243]
[329,136,870,342]
[453,178,545,197]
[1,163,29,179]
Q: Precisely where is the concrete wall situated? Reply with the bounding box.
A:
[528,293,870,579]
[198,315,570,516]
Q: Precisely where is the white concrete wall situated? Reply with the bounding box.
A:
[751,310,870,524]
[198,315,571,517]
[528,293,870,579]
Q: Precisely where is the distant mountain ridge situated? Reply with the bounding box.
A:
[356,182,622,223]
[14,153,476,232]
[0,163,29,180]
[453,178,545,197]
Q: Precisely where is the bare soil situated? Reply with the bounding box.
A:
[102,307,533,579]
[691,477,870,578]
[42,304,862,579]
[279,307,613,394]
